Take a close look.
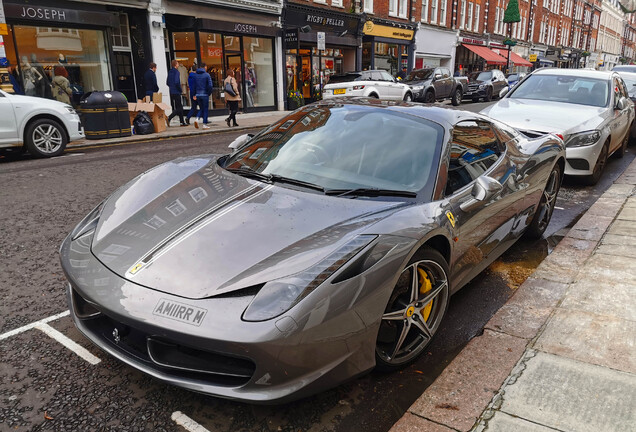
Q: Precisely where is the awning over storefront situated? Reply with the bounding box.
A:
[493,49,533,67]
[462,44,507,65]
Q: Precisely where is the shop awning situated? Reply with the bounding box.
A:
[463,44,507,65]
[493,49,533,67]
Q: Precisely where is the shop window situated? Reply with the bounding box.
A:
[446,120,501,196]
[199,32,224,110]
[173,32,196,51]
[13,25,111,105]
[243,37,275,108]
[111,14,131,50]
[224,35,240,51]
[362,42,372,71]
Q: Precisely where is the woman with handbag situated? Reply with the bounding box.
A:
[224,69,241,127]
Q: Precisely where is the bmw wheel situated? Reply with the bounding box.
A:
[25,118,68,158]
[375,247,449,371]
[525,164,562,239]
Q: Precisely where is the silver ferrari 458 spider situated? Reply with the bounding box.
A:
[60,99,565,403]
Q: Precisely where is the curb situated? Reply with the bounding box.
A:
[390,159,636,432]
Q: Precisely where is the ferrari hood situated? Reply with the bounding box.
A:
[481,98,606,134]
[90,156,407,299]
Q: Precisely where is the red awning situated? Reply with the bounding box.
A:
[462,44,507,65]
[493,49,533,67]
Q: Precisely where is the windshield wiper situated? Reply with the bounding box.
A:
[324,188,417,198]
[226,167,325,192]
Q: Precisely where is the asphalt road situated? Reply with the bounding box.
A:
[1,104,634,432]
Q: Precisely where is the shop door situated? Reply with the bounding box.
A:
[113,52,136,102]
[225,54,244,110]
[300,55,312,101]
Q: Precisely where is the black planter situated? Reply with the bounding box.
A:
[287,97,302,110]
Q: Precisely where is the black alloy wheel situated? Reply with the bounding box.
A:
[375,247,449,371]
[583,141,609,185]
[525,164,562,239]
[424,90,435,103]
[451,88,462,106]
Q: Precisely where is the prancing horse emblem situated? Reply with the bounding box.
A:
[112,328,120,343]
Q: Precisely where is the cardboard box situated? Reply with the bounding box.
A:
[128,101,170,133]
[152,92,163,103]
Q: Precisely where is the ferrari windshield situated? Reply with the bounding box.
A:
[509,74,610,107]
[223,104,444,196]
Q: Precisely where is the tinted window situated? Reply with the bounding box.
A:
[509,74,610,107]
[469,71,492,82]
[405,69,434,81]
[329,73,362,84]
[225,105,445,196]
[381,71,395,82]
[446,120,501,195]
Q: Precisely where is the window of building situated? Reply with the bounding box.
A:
[244,37,275,108]
[445,120,501,196]
[495,7,500,34]
[440,0,447,25]
[431,0,438,24]
[460,0,466,29]
[422,0,428,22]
[399,0,408,17]
[474,4,480,32]
[111,13,131,50]
[364,0,373,13]
[332,0,343,6]
[467,2,473,31]
[390,0,397,16]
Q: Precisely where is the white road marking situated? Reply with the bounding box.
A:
[0,310,70,341]
[554,206,564,210]
[171,411,211,432]
[34,323,101,365]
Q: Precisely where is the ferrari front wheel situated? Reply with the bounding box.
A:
[375,247,449,371]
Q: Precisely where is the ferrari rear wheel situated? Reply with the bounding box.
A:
[525,164,562,239]
[375,247,449,371]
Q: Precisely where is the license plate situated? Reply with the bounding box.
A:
[333,89,346,95]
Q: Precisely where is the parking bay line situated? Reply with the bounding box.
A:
[0,310,101,365]
[171,412,211,432]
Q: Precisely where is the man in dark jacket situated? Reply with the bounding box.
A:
[192,63,213,129]
[166,60,186,126]
[143,62,159,98]
[186,65,200,124]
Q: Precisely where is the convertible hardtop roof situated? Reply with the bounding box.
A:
[310,97,485,126]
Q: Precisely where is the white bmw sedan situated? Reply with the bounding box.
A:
[0,89,84,158]
[481,69,634,185]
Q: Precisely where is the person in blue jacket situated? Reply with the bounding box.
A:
[186,65,200,124]
[143,62,159,97]
[166,60,186,126]
[192,63,213,129]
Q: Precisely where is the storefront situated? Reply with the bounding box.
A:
[283,4,359,104]
[414,26,457,71]
[361,19,415,77]
[164,1,282,114]
[455,37,507,75]
[1,0,119,105]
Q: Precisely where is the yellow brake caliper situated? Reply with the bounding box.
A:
[418,268,434,322]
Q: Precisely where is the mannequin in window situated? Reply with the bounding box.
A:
[29,54,53,99]
[21,56,42,97]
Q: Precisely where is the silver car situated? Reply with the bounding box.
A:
[481,68,634,185]
[60,99,564,403]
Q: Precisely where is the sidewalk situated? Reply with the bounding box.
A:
[391,160,636,432]
[67,111,288,150]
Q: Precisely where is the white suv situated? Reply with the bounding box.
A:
[323,70,413,101]
[0,89,84,158]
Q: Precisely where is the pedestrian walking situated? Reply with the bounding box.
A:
[166,60,186,126]
[143,62,159,98]
[185,65,199,125]
[192,63,213,129]
[224,69,241,127]
[51,66,72,105]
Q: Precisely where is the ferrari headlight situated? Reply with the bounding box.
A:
[565,130,601,148]
[71,201,105,240]
[242,235,377,322]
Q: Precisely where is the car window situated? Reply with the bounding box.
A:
[446,120,501,196]
[370,71,383,81]
[442,68,450,78]
[469,71,492,82]
[381,71,395,82]
[328,73,363,84]
[509,74,609,107]
[620,75,636,98]
[614,77,626,101]
[406,69,434,81]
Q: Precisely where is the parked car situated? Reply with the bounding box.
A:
[403,67,468,105]
[615,70,636,139]
[61,98,565,403]
[464,70,508,102]
[612,65,636,73]
[481,68,634,185]
[0,89,84,157]
[506,72,527,88]
[323,70,413,101]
